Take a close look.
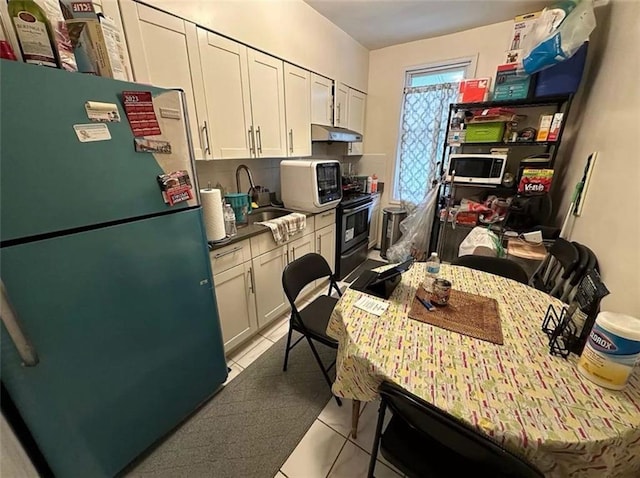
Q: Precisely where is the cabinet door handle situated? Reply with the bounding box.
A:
[291,246,295,260]
[317,234,322,253]
[289,129,294,154]
[336,103,341,125]
[213,246,242,259]
[285,250,289,264]
[203,121,211,155]
[1,282,39,367]
[248,267,255,293]
[248,127,255,157]
[256,126,263,155]
[348,143,352,153]
[320,211,333,218]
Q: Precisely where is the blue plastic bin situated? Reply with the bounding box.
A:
[535,42,588,97]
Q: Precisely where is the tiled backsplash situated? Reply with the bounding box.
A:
[194,149,379,200]
[195,158,282,197]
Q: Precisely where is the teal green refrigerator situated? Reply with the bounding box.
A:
[0,61,228,476]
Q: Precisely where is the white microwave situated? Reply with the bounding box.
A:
[446,154,507,185]
[280,160,342,212]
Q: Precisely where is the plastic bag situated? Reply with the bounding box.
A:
[386,188,438,263]
[458,227,503,257]
[521,0,596,75]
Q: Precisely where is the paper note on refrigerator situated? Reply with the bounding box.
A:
[73,123,112,142]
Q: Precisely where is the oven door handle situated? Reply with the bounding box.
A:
[342,203,372,215]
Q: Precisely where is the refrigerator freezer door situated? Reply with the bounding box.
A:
[0,208,227,477]
[0,61,198,243]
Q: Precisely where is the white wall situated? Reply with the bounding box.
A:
[137,0,369,92]
[554,0,640,316]
[364,20,513,204]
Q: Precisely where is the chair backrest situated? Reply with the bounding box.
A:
[282,253,333,304]
[379,382,543,478]
[452,256,529,284]
[530,238,579,297]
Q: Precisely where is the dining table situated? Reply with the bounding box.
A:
[327,263,640,478]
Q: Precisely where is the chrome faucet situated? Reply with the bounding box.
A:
[236,164,256,194]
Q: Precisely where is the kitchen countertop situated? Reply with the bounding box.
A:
[208,209,319,251]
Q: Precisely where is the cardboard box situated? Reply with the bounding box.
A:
[59,1,129,80]
[493,63,533,101]
[509,11,540,51]
[458,78,491,103]
[547,113,564,141]
[536,114,553,141]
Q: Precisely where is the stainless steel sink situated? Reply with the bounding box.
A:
[247,207,295,224]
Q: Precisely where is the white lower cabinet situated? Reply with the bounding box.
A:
[213,262,257,352]
[214,215,338,349]
[317,224,336,272]
[252,246,289,329]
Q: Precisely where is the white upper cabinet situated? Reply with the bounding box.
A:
[196,30,287,159]
[334,81,349,128]
[311,73,333,126]
[196,29,253,159]
[346,87,366,155]
[284,64,311,157]
[247,50,288,158]
[120,1,205,159]
[347,88,366,134]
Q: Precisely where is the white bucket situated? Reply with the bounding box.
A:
[578,311,640,390]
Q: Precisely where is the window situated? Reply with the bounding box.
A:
[393,58,475,205]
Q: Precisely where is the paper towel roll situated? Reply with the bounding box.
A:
[201,188,226,241]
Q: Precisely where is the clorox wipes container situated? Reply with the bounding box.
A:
[578,312,640,390]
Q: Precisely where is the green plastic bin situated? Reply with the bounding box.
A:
[465,122,506,143]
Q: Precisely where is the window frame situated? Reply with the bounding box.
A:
[391,55,478,204]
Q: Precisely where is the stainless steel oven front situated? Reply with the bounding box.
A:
[340,200,371,252]
[336,195,373,279]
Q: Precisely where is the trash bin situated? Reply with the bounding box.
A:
[380,207,407,259]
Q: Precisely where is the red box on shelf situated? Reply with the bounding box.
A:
[518,169,554,195]
[458,78,491,103]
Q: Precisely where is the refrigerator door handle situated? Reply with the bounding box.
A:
[1,282,39,367]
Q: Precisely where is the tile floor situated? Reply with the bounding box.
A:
[222,250,399,478]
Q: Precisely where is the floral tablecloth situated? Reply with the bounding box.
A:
[327,263,640,478]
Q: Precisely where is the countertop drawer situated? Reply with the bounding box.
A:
[315,209,336,230]
[250,216,315,256]
[210,239,251,274]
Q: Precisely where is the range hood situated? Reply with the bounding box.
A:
[311,124,362,143]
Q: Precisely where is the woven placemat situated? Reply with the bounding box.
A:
[408,287,504,345]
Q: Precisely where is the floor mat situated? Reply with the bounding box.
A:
[124,335,335,478]
[343,259,388,283]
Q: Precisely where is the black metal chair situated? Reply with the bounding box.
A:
[530,238,579,299]
[452,255,529,284]
[282,253,343,406]
[368,381,544,478]
[562,242,599,301]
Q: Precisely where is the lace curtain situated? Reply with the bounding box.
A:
[396,82,459,206]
